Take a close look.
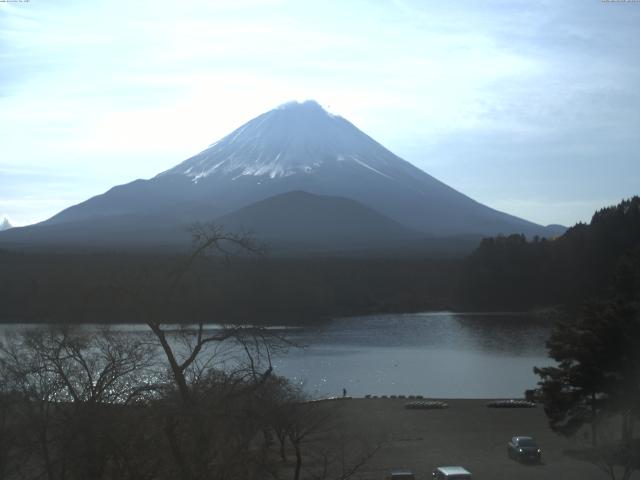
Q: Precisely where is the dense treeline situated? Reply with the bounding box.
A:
[0,250,460,325]
[459,196,640,310]
[2,197,638,324]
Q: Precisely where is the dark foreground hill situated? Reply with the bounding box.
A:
[215,190,423,253]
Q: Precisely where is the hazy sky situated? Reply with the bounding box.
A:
[1,0,639,227]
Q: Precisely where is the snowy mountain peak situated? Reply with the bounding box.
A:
[0,218,12,231]
[277,99,327,112]
[157,100,406,183]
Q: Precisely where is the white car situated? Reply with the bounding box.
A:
[432,466,472,479]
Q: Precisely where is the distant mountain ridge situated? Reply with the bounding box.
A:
[0,100,564,253]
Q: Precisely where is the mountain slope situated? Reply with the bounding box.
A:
[0,213,192,251]
[0,100,563,252]
[148,100,546,236]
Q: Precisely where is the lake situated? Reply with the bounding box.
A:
[0,311,554,399]
[271,312,554,399]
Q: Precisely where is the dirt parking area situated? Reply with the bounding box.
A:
[333,398,625,480]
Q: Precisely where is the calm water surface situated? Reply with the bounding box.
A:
[0,312,553,399]
[271,312,553,399]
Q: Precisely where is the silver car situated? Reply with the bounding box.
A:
[432,466,472,479]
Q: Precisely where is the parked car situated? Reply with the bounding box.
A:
[386,468,416,479]
[432,466,472,479]
[507,435,542,463]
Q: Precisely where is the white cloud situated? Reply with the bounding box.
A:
[0,0,638,226]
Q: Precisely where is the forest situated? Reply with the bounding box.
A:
[0,247,460,325]
[459,196,640,310]
[1,196,639,325]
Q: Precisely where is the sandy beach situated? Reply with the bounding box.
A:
[329,398,620,479]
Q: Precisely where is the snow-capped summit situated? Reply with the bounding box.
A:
[148,100,546,237]
[0,218,12,231]
[159,99,404,184]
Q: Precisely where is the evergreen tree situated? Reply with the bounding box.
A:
[535,301,640,444]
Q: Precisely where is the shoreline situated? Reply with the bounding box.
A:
[0,308,556,326]
[331,398,607,479]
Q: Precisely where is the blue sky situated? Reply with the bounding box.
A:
[1,0,639,227]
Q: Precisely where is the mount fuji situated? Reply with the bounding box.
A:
[0,100,563,253]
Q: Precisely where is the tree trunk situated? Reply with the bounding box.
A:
[40,423,55,480]
[277,431,287,462]
[591,392,598,447]
[148,322,191,404]
[621,411,632,444]
[164,417,193,480]
[293,441,302,480]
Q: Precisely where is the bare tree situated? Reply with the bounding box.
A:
[131,223,298,480]
[131,222,270,405]
[310,432,384,480]
[0,223,381,480]
[271,393,383,480]
[0,325,157,480]
[0,385,21,480]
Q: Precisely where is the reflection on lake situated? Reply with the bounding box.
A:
[271,312,554,399]
[0,312,554,399]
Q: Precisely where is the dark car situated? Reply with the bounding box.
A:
[507,435,542,463]
[386,468,416,479]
